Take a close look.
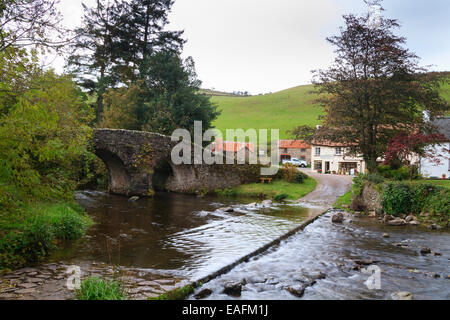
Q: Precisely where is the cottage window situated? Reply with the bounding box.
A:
[335,147,342,155]
[301,148,306,153]
[315,147,321,156]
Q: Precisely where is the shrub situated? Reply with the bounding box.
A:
[381,182,449,217]
[294,172,307,184]
[377,165,411,181]
[280,164,298,182]
[0,202,93,270]
[274,194,289,202]
[75,277,126,300]
[382,182,415,216]
[365,173,385,184]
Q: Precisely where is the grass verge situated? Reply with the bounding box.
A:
[0,202,93,272]
[75,277,127,300]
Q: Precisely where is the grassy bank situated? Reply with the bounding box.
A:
[216,177,317,200]
[0,202,93,272]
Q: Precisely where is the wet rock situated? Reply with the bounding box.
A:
[332,213,344,223]
[425,272,440,278]
[265,277,279,285]
[219,207,234,212]
[286,284,305,298]
[392,291,414,300]
[194,288,213,300]
[154,279,175,285]
[0,293,16,299]
[18,283,37,289]
[383,233,390,238]
[388,218,407,226]
[293,275,316,286]
[138,281,159,286]
[128,196,139,202]
[405,215,416,223]
[307,271,326,281]
[428,224,442,230]
[353,211,362,218]
[341,204,349,209]
[409,221,419,226]
[368,211,377,218]
[433,252,442,256]
[382,214,394,224]
[261,200,273,206]
[420,247,431,255]
[223,282,243,297]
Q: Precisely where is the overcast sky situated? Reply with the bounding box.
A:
[56,0,450,94]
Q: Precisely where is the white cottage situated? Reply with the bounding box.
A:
[311,141,366,175]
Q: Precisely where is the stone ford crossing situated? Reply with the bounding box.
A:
[93,129,261,196]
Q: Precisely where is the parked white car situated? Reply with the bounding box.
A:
[282,158,308,167]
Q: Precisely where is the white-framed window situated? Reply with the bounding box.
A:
[315,147,321,156]
[335,147,342,155]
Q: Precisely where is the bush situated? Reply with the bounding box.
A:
[75,277,126,300]
[381,182,449,217]
[381,182,414,216]
[280,164,298,182]
[0,202,93,270]
[294,172,308,184]
[377,165,412,181]
[365,173,385,184]
[274,193,289,202]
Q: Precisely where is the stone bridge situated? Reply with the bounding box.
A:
[93,129,261,196]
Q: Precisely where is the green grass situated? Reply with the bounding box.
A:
[211,79,450,139]
[216,177,317,200]
[0,202,93,271]
[334,190,352,209]
[148,285,196,300]
[211,84,324,140]
[75,277,127,300]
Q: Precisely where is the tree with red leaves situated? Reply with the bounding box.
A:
[384,133,449,181]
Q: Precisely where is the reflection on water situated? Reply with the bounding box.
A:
[54,191,314,279]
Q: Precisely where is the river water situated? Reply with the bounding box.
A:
[53,191,449,300]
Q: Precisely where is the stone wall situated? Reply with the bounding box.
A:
[94,129,262,196]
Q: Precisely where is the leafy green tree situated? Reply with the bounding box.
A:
[0,49,94,209]
[312,1,449,172]
[68,0,185,120]
[101,51,220,135]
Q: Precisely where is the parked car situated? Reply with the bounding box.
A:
[282,158,308,167]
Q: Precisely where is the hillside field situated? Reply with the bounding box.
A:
[211,80,450,140]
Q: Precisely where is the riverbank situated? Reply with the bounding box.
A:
[0,202,93,273]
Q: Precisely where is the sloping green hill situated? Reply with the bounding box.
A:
[211,84,323,140]
[212,80,450,140]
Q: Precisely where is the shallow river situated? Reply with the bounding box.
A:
[52,191,449,300]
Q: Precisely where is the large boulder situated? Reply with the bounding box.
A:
[223,281,243,297]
